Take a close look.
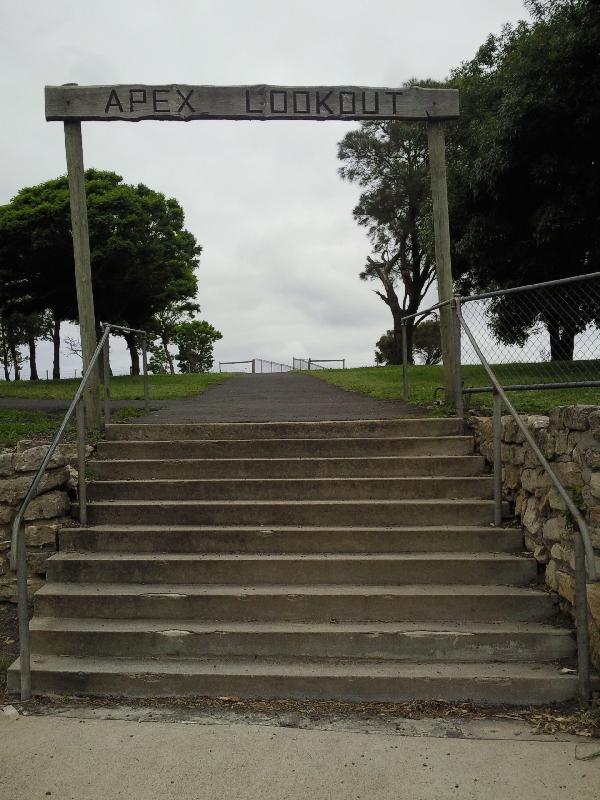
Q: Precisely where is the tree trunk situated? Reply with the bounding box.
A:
[52,317,61,379]
[125,332,140,375]
[547,317,576,361]
[162,338,175,375]
[9,342,20,380]
[28,335,39,380]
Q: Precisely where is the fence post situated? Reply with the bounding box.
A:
[427,120,457,409]
[342,359,346,369]
[252,359,256,374]
[493,390,503,527]
[452,299,464,417]
[401,323,409,402]
[76,398,87,527]
[574,533,592,702]
[308,358,312,371]
[15,519,30,699]
[141,336,150,413]
[102,325,111,425]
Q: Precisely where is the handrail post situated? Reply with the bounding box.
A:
[76,399,87,527]
[452,299,464,417]
[102,324,110,425]
[493,390,503,527]
[141,336,150,413]
[15,519,31,700]
[574,534,591,703]
[401,323,409,401]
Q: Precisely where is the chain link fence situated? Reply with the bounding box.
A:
[459,273,600,392]
[293,358,346,370]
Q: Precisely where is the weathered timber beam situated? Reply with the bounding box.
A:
[45,84,459,122]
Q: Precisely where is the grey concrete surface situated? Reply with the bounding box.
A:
[136,373,426,423]
[1,710,598,799]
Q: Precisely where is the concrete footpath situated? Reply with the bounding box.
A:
[1,708,599,799]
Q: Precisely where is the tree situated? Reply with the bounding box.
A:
[0,170,201,375]
[149,300,200,375]
[174,320,222,373]
[337,85,443,364]
[448,0,600,359]
[413,318,442,365]
[375,318,442,365]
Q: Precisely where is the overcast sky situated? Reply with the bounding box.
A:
[0,0,531,377]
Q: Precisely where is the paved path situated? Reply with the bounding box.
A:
[1,709,597,799]
[138,373,424,423]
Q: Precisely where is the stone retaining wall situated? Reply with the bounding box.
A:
[0,441,82,603]
[469,405,600,668]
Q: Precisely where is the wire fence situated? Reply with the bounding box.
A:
[459,273,600,392]
[401,271,600,400]
[218,359,293,373]
[293,358,346,370]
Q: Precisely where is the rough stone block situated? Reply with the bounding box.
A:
[542,515,569,543]
[24,519,68,547]
[0,451,14,477]
[14,445,66,473]
[545,558,558,590]
[0,505,14,525]
[0,468,69,506]
[26,550,51,574]
[547,487,567,512]
[562,406,598,432]
[589,583,600,627]
[590,473,600,500]
[552,460,583,490]
[583,448,600,469]
[556,569,576,605]
[23,490,70,521]
[523,496,542,536]
[590,410,600,441]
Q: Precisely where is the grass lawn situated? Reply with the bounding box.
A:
[0,372,231,401]
[0,374,231,447]
[310,364,600,415]
[0,409,65,448]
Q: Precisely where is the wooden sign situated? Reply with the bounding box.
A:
[45,84,459,122]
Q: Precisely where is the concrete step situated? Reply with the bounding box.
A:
[7,655,578,704]
[82,499,505,527]
[59,525,524,554]
[95,435,475,461]
[46,552,536,586]
[35,583,557,622]
[105,418,465,441]
[86,476,494,502]
[89,455,486,480]
[29,618,575,662]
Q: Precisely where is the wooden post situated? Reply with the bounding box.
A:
[64,118,101,428]
[427,120,457,408]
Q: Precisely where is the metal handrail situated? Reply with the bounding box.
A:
[457,303,597,702]
[460,270,600,304]
[10,322,150,700]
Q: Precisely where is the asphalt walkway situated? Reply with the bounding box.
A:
[137,373,425,423]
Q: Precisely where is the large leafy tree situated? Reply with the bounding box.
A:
[449,0,600,359]
[0,170,201,375]
[337,90,441,363]
[174,320,222,373]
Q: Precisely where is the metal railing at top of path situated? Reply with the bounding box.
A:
[218,359,293,373]
[293,358,346,370]
[400,271,600,702]
[10,322,151,701]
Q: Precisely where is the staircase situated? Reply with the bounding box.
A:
[9,418,578,704]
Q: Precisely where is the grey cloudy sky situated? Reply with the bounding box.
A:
[0,0,530,376]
